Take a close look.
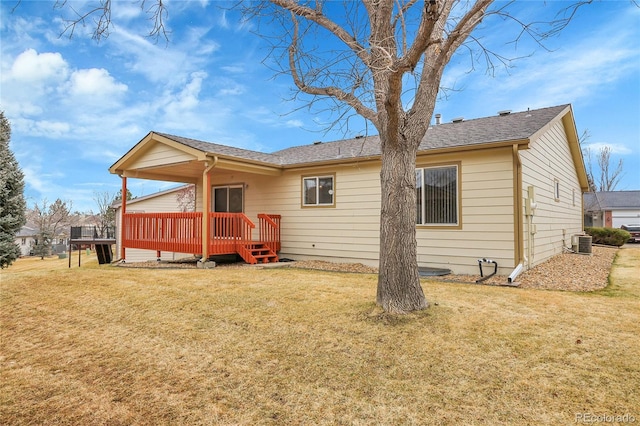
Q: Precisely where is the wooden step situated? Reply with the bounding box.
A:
[238,242,278,264]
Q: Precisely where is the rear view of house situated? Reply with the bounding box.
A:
[109,104,589,276]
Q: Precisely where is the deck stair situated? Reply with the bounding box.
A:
[239,242,279,264]
[95,244,113,264]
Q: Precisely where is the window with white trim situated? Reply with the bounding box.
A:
[554,179,561,201]
[416,165,459,225]
[302,175,334,206]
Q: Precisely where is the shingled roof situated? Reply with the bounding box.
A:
[584,191,640,211]
[153,104,571,167]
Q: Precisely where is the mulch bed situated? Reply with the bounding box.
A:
[116,245,619,292]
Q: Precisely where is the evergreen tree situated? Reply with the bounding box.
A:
[0,111,27,268]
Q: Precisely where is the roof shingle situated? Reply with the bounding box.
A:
[154,104,570,167]
[585,191,640,210]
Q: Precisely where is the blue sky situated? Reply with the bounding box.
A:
[1,1,639,213]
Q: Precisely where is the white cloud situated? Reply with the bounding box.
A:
[285,119,303,128]
[68,68,128,97]
[110,26,217,85]
[8,48,69,83]
[218,10,230,29]
[32,120,71,137]
[218,85,245,96]
[112,2,143,21]
[584,142,632,156]
[221,64,245,74]
[163,71,206,114]
[21,165,48,195]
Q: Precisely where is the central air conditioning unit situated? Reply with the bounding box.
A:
[572,234,593,254]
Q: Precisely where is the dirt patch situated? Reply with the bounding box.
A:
[117,259,200,269]
[290,260,379,274]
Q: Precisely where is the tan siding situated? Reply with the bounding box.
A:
[129,143,196,170]
[521,120,583,269]
[213,164,383,265]
[211,149,517,275]
[280,164,381,263]
[416,148,516,275]
[200,149,515,274]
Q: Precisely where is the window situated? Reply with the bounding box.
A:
[416,165,459,226]
[302,175,334,206]
[213,185,243,212]
[554,179,560,201]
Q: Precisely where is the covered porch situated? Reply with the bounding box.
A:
[110,132,284,264]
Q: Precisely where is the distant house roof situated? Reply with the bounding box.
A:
[111,184,193,209]
[584,191,640,212]
[154,104,571,167]
[16,226,37,238]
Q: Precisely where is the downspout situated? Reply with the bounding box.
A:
[201,157,218,261]
[510,144,525,283]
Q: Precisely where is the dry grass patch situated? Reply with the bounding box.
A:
[2,250,639,425]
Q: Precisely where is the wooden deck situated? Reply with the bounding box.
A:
[122,212,281,264]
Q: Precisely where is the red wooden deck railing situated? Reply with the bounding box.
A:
[122,212,280,257]
[207,212,255,254]
[258,214,281,253]
[123,212,202,254]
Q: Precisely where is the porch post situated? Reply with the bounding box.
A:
[202,163,213,260]
[120,176,127,260]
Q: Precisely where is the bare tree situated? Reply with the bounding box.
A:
[47,0,594,313]
[176,185,196,213]
[579,131,624,192]
[28,198,72,259]
[596,146,624,192]
[93,191,116,238]
[579,130,596,192]
[242,1,590,313]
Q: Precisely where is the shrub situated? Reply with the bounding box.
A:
[584,227,630,247]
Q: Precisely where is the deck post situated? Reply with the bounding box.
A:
[121,176,127,261]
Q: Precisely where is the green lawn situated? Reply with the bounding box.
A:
[1,249,639,425]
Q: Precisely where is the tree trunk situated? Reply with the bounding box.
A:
[377,137,428,314]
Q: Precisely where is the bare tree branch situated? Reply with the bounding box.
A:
[141,0,171,43]
[286,11,377,123]
[597,146,624,191]
[53,0,170,43]
[55,0,112,41]
[270,0,371,67]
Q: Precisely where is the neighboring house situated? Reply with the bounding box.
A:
[14,225,69,256]
[109,104,589,275]
[111,185,196,263]
[584,191,640,228]
[15,226,37,256]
